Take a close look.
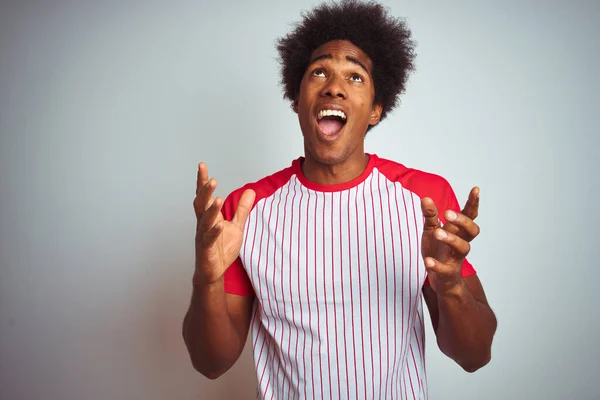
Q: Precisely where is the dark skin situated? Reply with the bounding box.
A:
[421,188,497,371]
[183,39,496,379]
[293,40,382,184]
[182,163,255,378]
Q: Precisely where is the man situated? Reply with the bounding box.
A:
[183,1,497,398]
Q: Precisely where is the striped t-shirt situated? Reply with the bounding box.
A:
[222,154,475,400]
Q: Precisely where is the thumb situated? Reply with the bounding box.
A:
[232,189,256,227]
[421,197,440,231]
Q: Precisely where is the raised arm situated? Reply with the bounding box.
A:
[182,162,256,379]
[420,187,497,372]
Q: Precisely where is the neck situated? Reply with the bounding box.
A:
[301,151,369,185]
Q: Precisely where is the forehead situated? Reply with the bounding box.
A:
[309,40,373,72]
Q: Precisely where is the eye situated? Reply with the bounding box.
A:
[350,74,364,83]
[313,69,326,77]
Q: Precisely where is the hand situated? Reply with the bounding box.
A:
[193,162,255,286]
[420,187,480,295]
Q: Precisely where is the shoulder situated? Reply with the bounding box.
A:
[373,155,454,201]
[221,161,297,220]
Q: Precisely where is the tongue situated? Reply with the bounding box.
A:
[318,117,344,136]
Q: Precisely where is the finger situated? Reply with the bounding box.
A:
[421,197,441,231]
[200,221,224,248]
[461,186,480,220]
[199,197,224,233]
[196,162,209,196]
[194,178,218,217]
[232,189,256,227]
[435,228,471,259]
[444,210,481,241]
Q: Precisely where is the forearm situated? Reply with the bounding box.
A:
[182,279,245,379]
[435,280,497,372]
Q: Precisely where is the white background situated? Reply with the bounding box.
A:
[1,1,599,399]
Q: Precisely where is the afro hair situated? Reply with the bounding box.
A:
[276,0,416,124]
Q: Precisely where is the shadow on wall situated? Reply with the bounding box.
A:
[145,218,258,400]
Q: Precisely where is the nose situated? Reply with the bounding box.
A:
[320,75,347,99]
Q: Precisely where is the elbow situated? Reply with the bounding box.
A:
[204,371,224,380]
[459,351,492,373]
[189,356,228,380]
[196,364,226,380]
[437,337,493,373]
[185,342,231,380]
[183,334,227,380]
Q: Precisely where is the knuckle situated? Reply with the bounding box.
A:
[464,242,471,254]
[193,198,204,213]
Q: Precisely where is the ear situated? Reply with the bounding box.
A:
[369,104,383,126]
[292,95,299,113]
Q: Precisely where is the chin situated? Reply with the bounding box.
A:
[306,143,349,166]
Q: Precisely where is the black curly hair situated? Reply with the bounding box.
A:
[276,0,416,126]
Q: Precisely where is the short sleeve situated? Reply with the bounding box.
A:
[221,189,255,296]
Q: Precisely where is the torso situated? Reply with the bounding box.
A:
[224,154,468,400]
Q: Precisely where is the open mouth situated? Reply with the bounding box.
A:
[317,109,347,136]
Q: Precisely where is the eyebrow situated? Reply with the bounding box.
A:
[309,54,370,75]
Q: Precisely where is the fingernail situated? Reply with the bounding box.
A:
[436,229,447,239]
[446,211,457,221]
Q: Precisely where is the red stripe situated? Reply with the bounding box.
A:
[398,184,413,393]
[265,188,285,399]
[340,190,350,395]
[274,181,292,398]
[392,183,407,393]
[304,190,312,400]
[348,187,359,397]
[379,173,392,396]
[257,197,275,389]
[417,309,427,385]
[407,193,422,398]
[251,200,265,352]
[356,183,368,400]
[407,357,416,400]
[262,197,279,396]
[410,193,423,398]
[295,188,305,398]
[314,191,324,398]
[362,179,375,399]
[409,194,422,337]
[332,191,342,398]
[414,312,425,370]
[323,193,332,398]
[272,182,291,399]
[410,344,423,394]
[370,175,383,397]
[381,176,398,396]
[286,179,299,399]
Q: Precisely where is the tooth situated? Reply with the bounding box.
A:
[318,109,347,120]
